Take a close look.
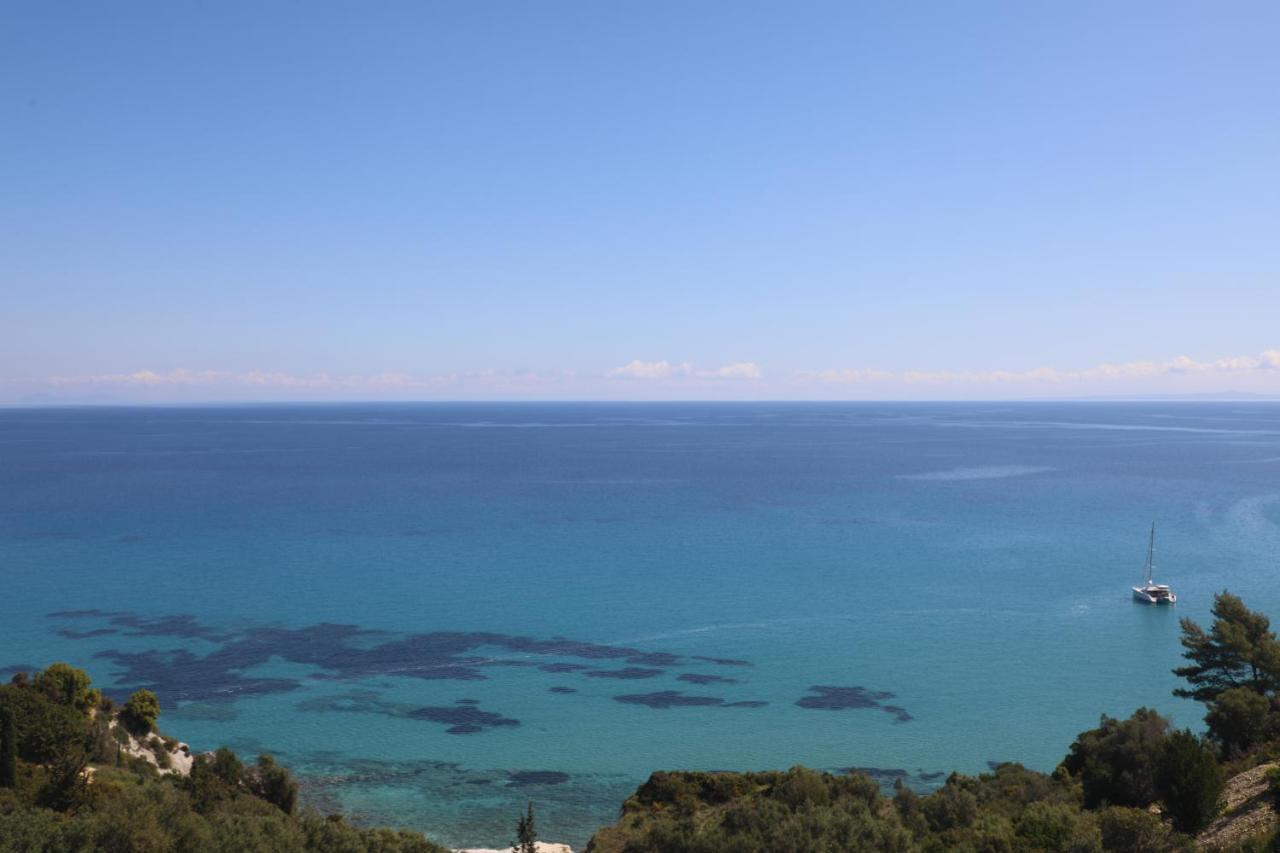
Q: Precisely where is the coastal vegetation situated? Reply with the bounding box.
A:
[0,663,448,852]
[6,590,1280,851]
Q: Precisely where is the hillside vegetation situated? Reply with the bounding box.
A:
[0,666,448,852]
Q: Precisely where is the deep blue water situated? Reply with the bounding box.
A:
[3,402,1280,847]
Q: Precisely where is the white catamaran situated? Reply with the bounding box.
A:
[1132,522,1176,604]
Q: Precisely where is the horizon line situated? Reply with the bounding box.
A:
[5,394,1280,409]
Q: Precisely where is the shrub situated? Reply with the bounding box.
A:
[921,778,978,832]
[1266,766,1280,807]
[632,770,757,811]
[961,811,1016,851]
[978,761,1062,812]
[122,753,156,776]
[0,708,16,790]
[1016,800,1089,851]
[831,770,881,809]
[1205,686,1275,757]
[188,747,244,813]
[893,781,927,834]
[298,813,449,852]
[0,809,85,851]
[122,689,161,734]
[210,747,243,785]
[773,766,831,810]
[35,742,88,812]
[1061,708,1170,808]
[1097,806,1182,852]
[148,737,172,770]
[1154,729,1223,834]
[245,754,299,815]
[86,709,118,764]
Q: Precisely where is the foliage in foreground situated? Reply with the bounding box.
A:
[587,765,1099,853]
[0,663,449,853]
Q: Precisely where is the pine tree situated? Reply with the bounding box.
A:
[1154,729,1223,834]
[0,707,16,788]
[1174,591,1280,702]
[513,801,537,853]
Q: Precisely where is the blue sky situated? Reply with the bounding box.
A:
[3,1,1279,401]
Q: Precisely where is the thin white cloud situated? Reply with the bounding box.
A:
[47,368,232,387]
[704,362,762,380]
[606,360,683,380]
[801,349,1280,386]
[8,347,1280,402]
[35,368,543,393]
[605,360,761,380]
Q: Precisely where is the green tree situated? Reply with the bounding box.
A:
[1060,708,1170,809]
[187,747,244,813]
[1154,729,1223,834]
[210,746,244,785]
[920,777,978,832]
[1205,685,1275,756]
[246,753,298,815]
[0,707,16,788]
[32,663,99,714]
[0,684,87,764]
[1174,591,1280,702]
[513,801,536,853]
[35,741,88,812]
[122,688,161,734]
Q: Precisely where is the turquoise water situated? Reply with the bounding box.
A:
[3,402,1280,847]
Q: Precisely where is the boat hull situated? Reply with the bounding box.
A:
[1133,587,1176,605]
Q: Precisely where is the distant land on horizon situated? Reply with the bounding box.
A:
[6,393,1280,408]
[1050,391,1280,402]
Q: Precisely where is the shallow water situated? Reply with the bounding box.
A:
[3,402,1279,847]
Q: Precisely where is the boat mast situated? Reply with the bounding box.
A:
[1144,522,1156,584]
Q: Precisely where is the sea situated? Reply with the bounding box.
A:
[3,402,1279,848]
